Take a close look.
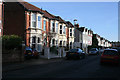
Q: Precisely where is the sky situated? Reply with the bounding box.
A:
[25,1,118,42]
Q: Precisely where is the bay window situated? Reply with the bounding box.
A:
[56,23,58,33]
[44,20,46,31]
[32,13,36,27]
[38,16,41,29]
[52,22,55,32]
[60,25,62,34]
[70,28,72,36]
[63,26,66,34]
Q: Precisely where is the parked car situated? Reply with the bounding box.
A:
[100,49,120,65]
[24,47,39,59]
[99,49,104,55]
[24,47,33,59]
[112,47,120,55]
[66,48,86,60]
[89,48,99,55]
[32,49,39,59]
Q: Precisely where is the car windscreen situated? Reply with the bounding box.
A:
[69,49,78,52]
[103,50,119,55]
[90,49,97,51]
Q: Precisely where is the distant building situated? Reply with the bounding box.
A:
[74,24,93,53]
[74,24,83,49]
[111,41,120,47]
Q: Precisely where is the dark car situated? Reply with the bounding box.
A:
[89,48,99,55]
[66,48,86,60]
[32,49,39,59]
[99,49,104,55]
[100,49,120,65]
[112,47,120,55]
[24,47,33,59]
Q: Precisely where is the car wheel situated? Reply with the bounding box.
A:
[82,55,85,59]
[79,56,82,59]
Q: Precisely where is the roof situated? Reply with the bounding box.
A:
[104,49,118,52]
[55,16,66,24]
[19,2,43,14]
[19,1,68,23]
[77,27,85,32]
[42,10,56,19]
[19,2,59,20]
[66,21,74,28]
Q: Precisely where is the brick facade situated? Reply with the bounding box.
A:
[0,1,3,36]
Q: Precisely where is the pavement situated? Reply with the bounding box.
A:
[2,57,65,72]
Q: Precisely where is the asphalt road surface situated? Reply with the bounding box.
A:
[2,55,120,80]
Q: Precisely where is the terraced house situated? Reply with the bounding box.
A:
[3,1,69,52]
[55,16,67,47]
[42,10,59,47]
[66,21,74,49]
[3,1,112,55]
[4,2,46,52]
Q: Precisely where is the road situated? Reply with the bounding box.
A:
[2,55,120,80]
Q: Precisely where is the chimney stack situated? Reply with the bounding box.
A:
[75,24,79,28]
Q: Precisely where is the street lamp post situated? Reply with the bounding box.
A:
[73,19,77,48]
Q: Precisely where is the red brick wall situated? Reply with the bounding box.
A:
[0,2,2,36]
[66,27,69,45]
[3,2,25,40]
[25,11,30,47]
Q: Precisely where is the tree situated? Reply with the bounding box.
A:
[92,34,98,48]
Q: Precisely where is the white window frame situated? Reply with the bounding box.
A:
[44,20,46,31]
[63,26,66,34]
[56,23,58,33]
[70,28,72,36]
[52,21,55,32]
[32,13,37,28]
[38,16,41,29]
[60,25,62,34]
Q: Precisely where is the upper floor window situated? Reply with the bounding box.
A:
[56,23,58,33]
[38,16,41,29]
[44,20,46,31]
[70,28,72,36]
[63,26,66,34]
[32,13,36,27]
[52,22,55,32]
[60,25,62,34]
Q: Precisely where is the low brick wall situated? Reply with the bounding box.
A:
[2,50,24,63]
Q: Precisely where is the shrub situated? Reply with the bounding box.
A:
[2,35,22,50]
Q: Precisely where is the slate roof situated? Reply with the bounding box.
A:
[66,21,74,28]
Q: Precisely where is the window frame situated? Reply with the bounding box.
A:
[38,16,41,29]
[44,20,46,31]
[60,25,62,34]
[32,13,37,28]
